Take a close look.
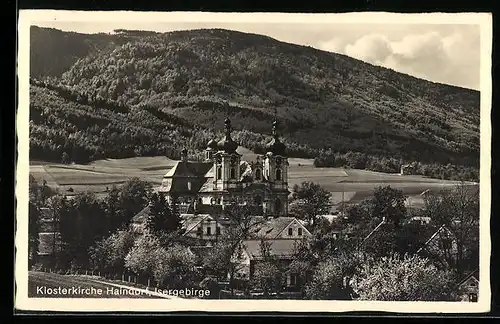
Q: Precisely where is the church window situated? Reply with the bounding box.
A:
[276,168,282,181]
[230,167,236,179]
[298,228,303,236]
[206,227,212,235]
[217,167,222,180]
[255,169,261,180]
[275,198,282,213]
[288,227,293,236]
[196,227,202,237]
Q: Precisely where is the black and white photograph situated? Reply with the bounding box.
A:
[15,11,492,313]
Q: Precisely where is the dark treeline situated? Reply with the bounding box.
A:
[313,150,479,182]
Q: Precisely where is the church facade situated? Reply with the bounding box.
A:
[157,118,290,217]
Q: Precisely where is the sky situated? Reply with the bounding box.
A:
[33,20,481,90]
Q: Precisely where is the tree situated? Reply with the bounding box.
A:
[89,230,135,273]
[352,253,460,301]
[61,151,70,164]
[28,201,41,268]
[146,192,171,235]
[103,185,126,232]
[304,250,362,300]
[146,192,184,246]
[288,181,332,228]
[119,177,152,226]
[371,186,407,227]
[125,234,164,281]
[251,239,285,297]
[153,244,200,289]
[423,183,479,275]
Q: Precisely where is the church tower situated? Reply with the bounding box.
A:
[213,118,242,196]
[263,119,289,217]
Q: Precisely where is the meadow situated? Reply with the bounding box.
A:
[30,147,476,209]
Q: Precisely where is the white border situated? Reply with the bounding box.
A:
[15,10,492,313]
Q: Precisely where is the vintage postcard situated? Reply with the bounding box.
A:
[15,10,492,313]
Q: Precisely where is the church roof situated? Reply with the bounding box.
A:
[159,161,213,194]
[265,120,287,156]
[164,161,212,178]
[265,137,287,156]
[216,118,239,153]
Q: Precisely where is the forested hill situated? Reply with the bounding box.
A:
[30,27,480,167]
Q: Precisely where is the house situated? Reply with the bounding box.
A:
[131,206,310,242]
[457,269,479,302]
[417,224,459,270]
[238,238,304,289]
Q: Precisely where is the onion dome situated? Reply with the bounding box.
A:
[217,118,239,153]
[206,138,218,150]
[266,120,287,156]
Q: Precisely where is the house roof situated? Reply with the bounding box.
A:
[458,268,479,287]
[243,239,300,260]
[248,216,308,239]
[416,224,455,253]
[131,206,151,224]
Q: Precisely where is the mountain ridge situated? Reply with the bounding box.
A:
[29,26,480,168]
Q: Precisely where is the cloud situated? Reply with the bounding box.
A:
[345,34,393,65]
[318,30,480,90]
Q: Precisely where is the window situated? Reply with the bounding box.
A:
[196,227,202,237]
[276,168,282,181]
[230,167,236,179]
[206,227,212,235]
[298,228,303,236]
[255,169,261,180]
[469,293,478,302]
[217,167,222,180]
[216,227,221,235]
[290,274,298,286]
[198,197,203,204]
[254,195,262,205]
[210,198,216,205]
[217,198,222,205]
[275,198,281,213]
[187,181,192,191]
[288,227,293,236]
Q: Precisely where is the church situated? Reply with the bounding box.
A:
[156,117,290,217]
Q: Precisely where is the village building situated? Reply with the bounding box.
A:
[457,269,479,302]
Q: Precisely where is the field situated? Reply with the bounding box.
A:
[30,147,477,209]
